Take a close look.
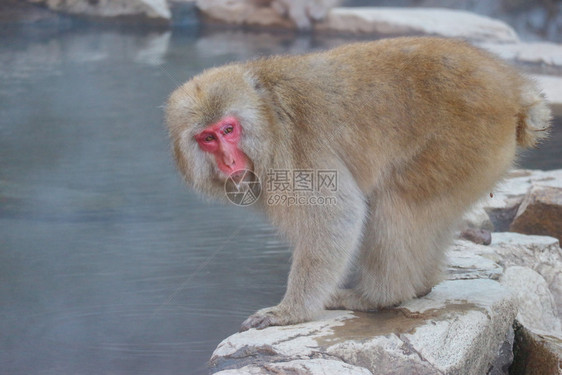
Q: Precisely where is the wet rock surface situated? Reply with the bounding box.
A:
[211,280,517,375]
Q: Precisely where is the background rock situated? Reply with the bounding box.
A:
[481,42,562,68]
[459,228,492,245]
[28,0,171,22]
[195,3,520,42]
[500,266,561,333]
[480,169,562,232]
[510,321,562,375]
[196,0,342,30]
[492,232,562,318]
[446,240,503,280]
[510,185,562,242]
[168,0,198,27]
[315,7,519,42]
[196,0,293,29]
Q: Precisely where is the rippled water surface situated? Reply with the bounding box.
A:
[0,27,560,375]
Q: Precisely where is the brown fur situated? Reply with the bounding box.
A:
[166,37,551,330]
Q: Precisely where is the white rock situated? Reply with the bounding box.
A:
[492,232,562,317]
[446,240,503,280]
[481,42,562,68]
[532,74,562,117]
[210,279,516,375]
[37,0,170,21]
[214,359,373,375]
[316,7,519,42]
[211,310,355,360]
[500,266,561,333]
[382,280,516,375]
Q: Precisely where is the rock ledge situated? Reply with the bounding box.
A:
[211,279,518,375]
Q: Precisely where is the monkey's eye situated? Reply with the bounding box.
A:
[223,126,234,135]
[203,134,216,142]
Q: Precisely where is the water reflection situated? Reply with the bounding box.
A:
[0,27,559,375]
[0,27,292,375]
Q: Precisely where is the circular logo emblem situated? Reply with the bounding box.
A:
[224,170,262,206]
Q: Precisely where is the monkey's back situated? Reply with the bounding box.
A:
[253,38,533,201]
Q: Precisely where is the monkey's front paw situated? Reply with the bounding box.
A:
[240,306,305,332]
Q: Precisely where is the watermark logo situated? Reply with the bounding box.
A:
[224,169,338,207]
[224,170,262,206]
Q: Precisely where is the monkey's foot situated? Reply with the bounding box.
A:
[325,289,377,311]
[240,305,307,332]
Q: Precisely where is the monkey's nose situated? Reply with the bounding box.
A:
[223,155,235,167]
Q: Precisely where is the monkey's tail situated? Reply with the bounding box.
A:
[516,81,552,148]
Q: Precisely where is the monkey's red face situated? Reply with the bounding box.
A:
[194,116,250,179]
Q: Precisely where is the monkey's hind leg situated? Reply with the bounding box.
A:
[326,194,450,311]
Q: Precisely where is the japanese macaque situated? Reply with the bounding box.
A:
[166,37,551,331]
